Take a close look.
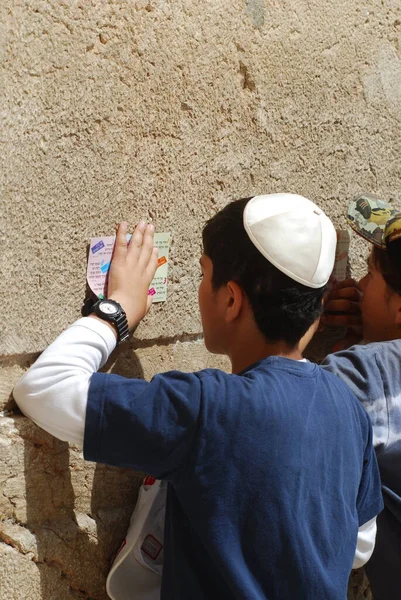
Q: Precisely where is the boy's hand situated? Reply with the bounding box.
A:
[322,279,363,351]
[323,279,362,327]
[106,221,159,329]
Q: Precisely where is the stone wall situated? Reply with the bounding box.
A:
[1,0,401,597]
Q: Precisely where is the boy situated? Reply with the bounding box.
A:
[14,194,383,600]
[322,194,401,600]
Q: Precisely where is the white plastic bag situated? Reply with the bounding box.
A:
[106,477,167,600]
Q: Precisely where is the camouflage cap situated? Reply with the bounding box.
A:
[347,193,401,249]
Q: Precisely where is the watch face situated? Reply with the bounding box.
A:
[100,301,119,315]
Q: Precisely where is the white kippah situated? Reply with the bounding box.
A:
[243,193,336,288]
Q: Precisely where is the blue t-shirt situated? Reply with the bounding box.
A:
[322,340,401,523]
[84,357,383,600]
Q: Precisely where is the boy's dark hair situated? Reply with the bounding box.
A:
[202,198,326,346]
[372,240,401,294]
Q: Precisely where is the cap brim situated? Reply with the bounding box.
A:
[347,194,400,248]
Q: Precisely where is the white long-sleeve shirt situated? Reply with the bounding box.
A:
[13,317,377,569]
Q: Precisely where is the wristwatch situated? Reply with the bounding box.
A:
[92,299,130,344]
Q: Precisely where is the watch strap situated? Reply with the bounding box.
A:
[92,299,130,345]
[113,309,130,344]
[81,296,96,317]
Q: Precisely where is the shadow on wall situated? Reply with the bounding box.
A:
[13,343,147,600]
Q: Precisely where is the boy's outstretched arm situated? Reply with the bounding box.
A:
[13,316,117,444]
[13,221,159,445]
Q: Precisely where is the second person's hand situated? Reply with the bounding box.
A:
[322,278,362,328]
[322,278,363,351]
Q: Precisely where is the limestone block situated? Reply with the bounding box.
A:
[0,413,142,600]
[0,521,38,559]
[0,543,42,600]
[0,356,38,411]
[2,0,401,354]
[0,540,104,600]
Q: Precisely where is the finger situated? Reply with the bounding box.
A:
[321,314,362,327]
[112,222,129,262]
[146,294,153,314]
[138,223,155,270]
[127,220,147,262]
[145,247,159,282]
[336,278,359,290]
[327,286,361,302]
[324,299,360,314]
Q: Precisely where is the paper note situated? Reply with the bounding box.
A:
[146,232,171,302]
[333,230,350,282]
[87,233,171,303]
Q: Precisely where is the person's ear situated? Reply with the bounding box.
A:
[225,280,244,323]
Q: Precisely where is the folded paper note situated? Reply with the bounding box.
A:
[87,233,171,303]
[333,230,350,282]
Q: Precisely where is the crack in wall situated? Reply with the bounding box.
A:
[1,333,205,366]
[0,520,103,598]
